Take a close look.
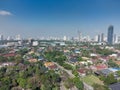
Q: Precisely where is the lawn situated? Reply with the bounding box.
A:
[82,75,104,86]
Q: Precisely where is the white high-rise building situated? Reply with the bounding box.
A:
[86,35,90,41]
[7,36,12,40]
[63,36,67,41]
[15,34,21,40]
[94,35,98,42]
[0,35,4,40]
[117,36,120,43]
[113,34,118,44]
[78,31,82,42]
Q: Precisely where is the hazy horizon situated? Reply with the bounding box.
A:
[0,0,120,38]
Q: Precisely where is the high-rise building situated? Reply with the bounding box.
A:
[0,35,4,40]
[7,36,12,40]
[98,34,100,43]
[107,25,114,45]
[63,36,67,41]
[94,35,98,42]
[15,34,21,40]
[101,33,104,42]
[78,31,82,42]
[118,36,120,43]
[114,34,117,43]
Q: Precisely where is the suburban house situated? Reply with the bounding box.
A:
[77,69,87,77]
[44,62,58,70]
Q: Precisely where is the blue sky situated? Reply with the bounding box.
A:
[0,0,120,38]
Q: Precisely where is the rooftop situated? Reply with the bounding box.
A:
[109,83,120,90]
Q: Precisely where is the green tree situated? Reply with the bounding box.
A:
[108,59,119,68]
[0,85,10,90]
[64,78,74,89]
[17,48,28,56]
[17,78,27,88]
[93,84,109,90]
[117,71,120,77]
[104,74,117,85]
[12,79,18,87]
[27,77,40,90]
[73,77,83,90]
[15,55,24,64]
[62,63,73,70]
[1,77,12,85]
[72,70,79,77]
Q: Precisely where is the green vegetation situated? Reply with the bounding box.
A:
[116,71,120,77]
[93,84,109,90]
[72,70,79,77]
[73,77,84,90]
[99,74,117,85]
[82,75,110,90]
[81,49,90,57]
[62,63,73,70]
[95,47,114,56]
[108,59,119,68]
[77,56,83,61]
[82,75,103,86]
[44,50,66,63]
[17,48,29,56]
[0,61,61,90]
[64,77,83,90]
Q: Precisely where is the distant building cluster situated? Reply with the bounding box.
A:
[76,25,119,45]
[0,34,21,41]
[0,25,120,45]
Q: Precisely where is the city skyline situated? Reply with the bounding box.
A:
[0,0,120,38]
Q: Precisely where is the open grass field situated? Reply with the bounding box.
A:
[82,75,104,86]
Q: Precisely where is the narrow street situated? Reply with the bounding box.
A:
[54,62,75,78]
[54,62,78,90]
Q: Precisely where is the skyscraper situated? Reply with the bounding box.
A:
[0,35,4,41]
[114,34,117,43]
[98,34,100,43]
[15,34,21,40]
[101,33,104,42]
[63,36,67,41]
[118,36,120,43]
[78,31,82,42]
[107,25,114,45]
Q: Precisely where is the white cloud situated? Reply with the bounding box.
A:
[0,10,12,16]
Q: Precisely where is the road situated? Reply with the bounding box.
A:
[54,62,75,78]
[54,62,78,90]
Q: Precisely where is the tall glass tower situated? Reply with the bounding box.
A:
[107,25,114,45]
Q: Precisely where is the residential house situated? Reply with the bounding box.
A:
[28,59,38,63]
[44,62,58,70]
[109,82,120,90]
[77,69,86,77]
[69,58,79,65]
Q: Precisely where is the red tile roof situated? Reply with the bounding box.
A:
[96,64,107,70]
[48,64,57,70]
[3,53,16,57]
[77,69,86,73]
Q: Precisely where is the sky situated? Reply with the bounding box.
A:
[0,0,120,39]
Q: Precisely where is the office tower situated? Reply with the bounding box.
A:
[86,35,90,41]
[78,31,82,42]
[63,36,67,41]
[101,33,104,42]
[0,35,4,40]
[118,36,120,43]
[107,25,114,45]
[98,34,100,42]
[7,36,12,40]
[15,34,21,40]
[94,35,98,42]
[114,34,117,43]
